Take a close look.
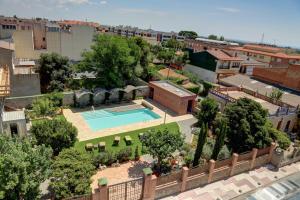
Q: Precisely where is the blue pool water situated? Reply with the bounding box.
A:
[81,108,161,131]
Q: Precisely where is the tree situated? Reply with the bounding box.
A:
[224,98,272,152]
[219,36,225,41]
[30,117,78,155]
[269,88,284,101]
[267,122,291,150]
[193,123,208,166]
[157,48,175,64]
[141,129,184,168]
[78,35,141,89]
[179,31,198,39]
[31,97,58,118]
[50,148,95,199]
[38,53,71,93]
[0,135,52,200]
[208,34,218,40]
[132,37,152,81]
[211,122,228,160]
[197,97,219,127]
[163,38,185,50]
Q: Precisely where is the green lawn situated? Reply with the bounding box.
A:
[74,122,179,155]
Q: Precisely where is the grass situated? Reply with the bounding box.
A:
[74,122,179,155]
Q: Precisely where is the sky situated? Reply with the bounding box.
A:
[1,0,300,47]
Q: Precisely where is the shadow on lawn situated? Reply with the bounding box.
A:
[127,161,152,178]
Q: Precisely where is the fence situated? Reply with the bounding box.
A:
[73,143,279,200]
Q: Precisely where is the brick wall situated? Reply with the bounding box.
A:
[253,65,300,92]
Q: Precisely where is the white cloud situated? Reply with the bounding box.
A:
[58,0,89,5]
[100,1,107,5]
[217,7,240,13]
[117,8,167,16]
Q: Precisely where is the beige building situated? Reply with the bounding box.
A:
[13,23,96,61]
[208,87,298,133]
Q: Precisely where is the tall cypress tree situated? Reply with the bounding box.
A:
[193,123,208,167]
[211,123,227,160]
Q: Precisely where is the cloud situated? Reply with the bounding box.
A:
[58,0,89,5]
[117,8,167,16]
[217,7,240,13]
[100,1,107,4]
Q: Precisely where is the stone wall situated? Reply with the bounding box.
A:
[5,91,75,109]
[11,73,41,97]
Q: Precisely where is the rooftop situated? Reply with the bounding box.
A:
[150,81,196,97]
[231,46,300,59]
[220,90,280,115]
[220,74,300,107]
[207,49,243,61]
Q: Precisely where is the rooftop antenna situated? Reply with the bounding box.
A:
[260,33,264,44]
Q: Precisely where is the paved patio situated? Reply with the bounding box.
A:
[91,159,151,191]
[63,99,194,141]
[161,162,300,200]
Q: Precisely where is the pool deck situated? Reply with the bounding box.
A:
[63,99,195,141]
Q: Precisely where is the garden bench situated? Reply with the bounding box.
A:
[114,136,120,146]
[98,142,106,152]
[85,143,94,152]
[125,135,132,145]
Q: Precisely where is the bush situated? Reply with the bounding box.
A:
[30,117,78,155]
[134,146,140,160]
[45,92,64,107]
[186,86,200,94]
[201,81,214,96]
[31,97,58,118]
[184,151,194,167]
[92,152,109,167]
[269,127,291,150]
[116,147,132,162]
[202,138,215,160]
[217,145,231,160]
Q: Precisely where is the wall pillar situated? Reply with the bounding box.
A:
[250,148,258,170]
[268,142,277,162]
[97,178,108,200]
[143,168,157,200]
[207,159,216,183]
[230,153,239,176]
[180,167,189,192]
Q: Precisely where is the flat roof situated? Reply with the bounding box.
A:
[150,81,196,97]
[220,90,279,115]
[220,74,300,107]
[3,111,25,122]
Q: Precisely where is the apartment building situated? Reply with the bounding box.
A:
[12,20,97,61]
[231,44,300,68]
[184,49,243,83]
[102,25,184,44]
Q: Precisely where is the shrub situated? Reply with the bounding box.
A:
[31,97,58,118]
[92,152,109,167]
[184,152,194,167]
[116,147,132,162]
[201,81,214,96]
[201,138,215,160]
[186,86,200,94]
[45,92,64,107]
[217,145,231,160]
[269,127,291,150]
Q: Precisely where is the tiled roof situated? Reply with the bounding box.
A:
[207,49,243,61]
[231,46,300,59]
[58,20,100,28]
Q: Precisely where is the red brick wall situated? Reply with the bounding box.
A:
[283,65,300,91]
[253,65,300,91]
[270,58,290,68]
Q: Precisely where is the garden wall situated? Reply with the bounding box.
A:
[5,91,74,109]
[78,143,288,200]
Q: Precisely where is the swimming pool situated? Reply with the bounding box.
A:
[81,108,161,131]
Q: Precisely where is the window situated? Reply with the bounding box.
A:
[42,37,46,41]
